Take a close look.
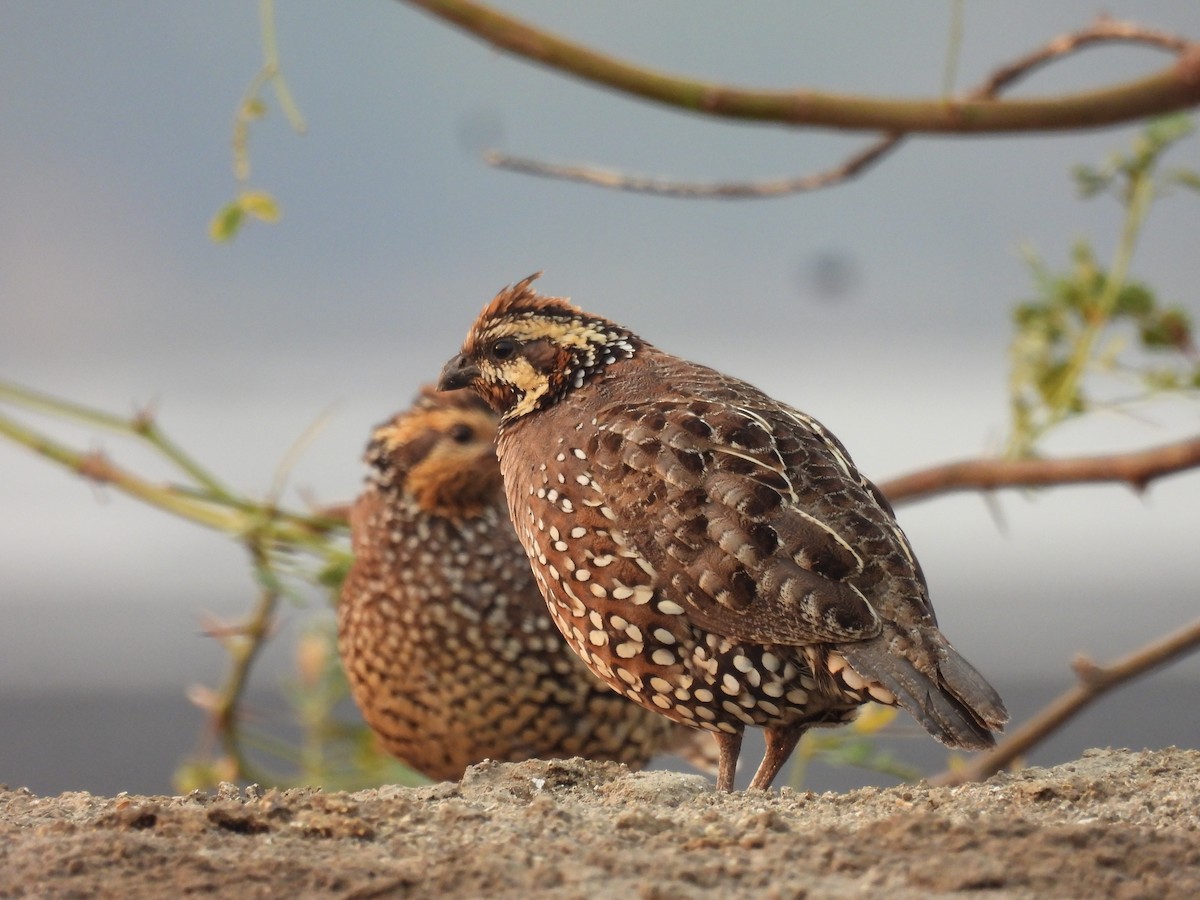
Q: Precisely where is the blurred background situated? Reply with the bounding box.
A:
[2,2,1198,795]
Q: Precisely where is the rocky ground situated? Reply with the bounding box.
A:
[1,747,1198,898]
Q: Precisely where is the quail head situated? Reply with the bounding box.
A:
[439,275,1008,791]
[337,385,714,781]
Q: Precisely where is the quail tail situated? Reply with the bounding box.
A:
[840,636,1008,751]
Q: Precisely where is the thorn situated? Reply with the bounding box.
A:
[1070,653,1104,686]
[130,397,160,434]
[186,683,220,713]
[982,490,1009,536]
[198,615,250,640]
[78,449,114,483]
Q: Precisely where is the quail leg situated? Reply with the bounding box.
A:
[712,730,744,792]
[748,725,806,790]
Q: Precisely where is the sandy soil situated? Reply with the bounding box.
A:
[2,747,1198,899]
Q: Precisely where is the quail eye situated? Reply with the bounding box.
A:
[447,423,474,444]
[490,338,518,361]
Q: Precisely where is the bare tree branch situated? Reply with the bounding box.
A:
[879,435,1200,505]
[930,617,1200,786]
[403,1,1200,132]
[479,16,1198,199]
[484,134,904,199]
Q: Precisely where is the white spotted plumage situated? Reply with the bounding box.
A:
[337,386,716,781]
[440,275,1008,791]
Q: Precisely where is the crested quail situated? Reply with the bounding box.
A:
[439,275,1009,791]
[337,385,713,781]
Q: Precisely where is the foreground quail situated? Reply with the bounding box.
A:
[439,275,1009,791]
[337,386,713,781]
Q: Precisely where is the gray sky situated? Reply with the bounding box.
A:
[2,2,1198,700]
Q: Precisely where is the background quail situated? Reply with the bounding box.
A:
[439,274,1009,791]
[337,385,714,781]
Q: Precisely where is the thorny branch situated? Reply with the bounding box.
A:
[187,573,283,786]
[879,434,1200,505]
[400,2,1200,197]
[0,384,343,542]
[0,381,349,788]
[931,617,1200,786]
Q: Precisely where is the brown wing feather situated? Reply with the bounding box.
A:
[587,395,889,646]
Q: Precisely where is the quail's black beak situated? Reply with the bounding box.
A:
[438,353,480,392]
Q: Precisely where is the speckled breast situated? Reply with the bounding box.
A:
[498,419,870,737]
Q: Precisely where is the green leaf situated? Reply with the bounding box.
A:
[1143,112,1194,150]
[1072,163,1110,199]
[1012,302,1045,328]
[1113,282,1155,319]
[1036,360,1071,402]
[209,201,245,243]
[317,553,352,591]
[1141,308,1194,351]
[240,190,281,223]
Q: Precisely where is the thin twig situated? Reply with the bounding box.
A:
[1,385,359,790]
[259,0,307,135]
[930,617,1200,786]
[0,384,346,542]
[232,0,307,182]
[977,17,1189,97]
[942,1,966,98]
[0,381,238,502]
[0,411,247,532]
[0,395,344,543]
[201,545,287,785]
[0,381,139,432]
[267,403,338,508]
[879,434,1200,505]
[478,15,1197,197]
[132,407,242,505]
[485,134,904,198]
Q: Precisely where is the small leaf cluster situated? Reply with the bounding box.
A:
[209,0,305,243]
[1011,244,1197,433]
[210,190,281,243]
[1008,116,1199,456]
[1072,114,1200,203]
